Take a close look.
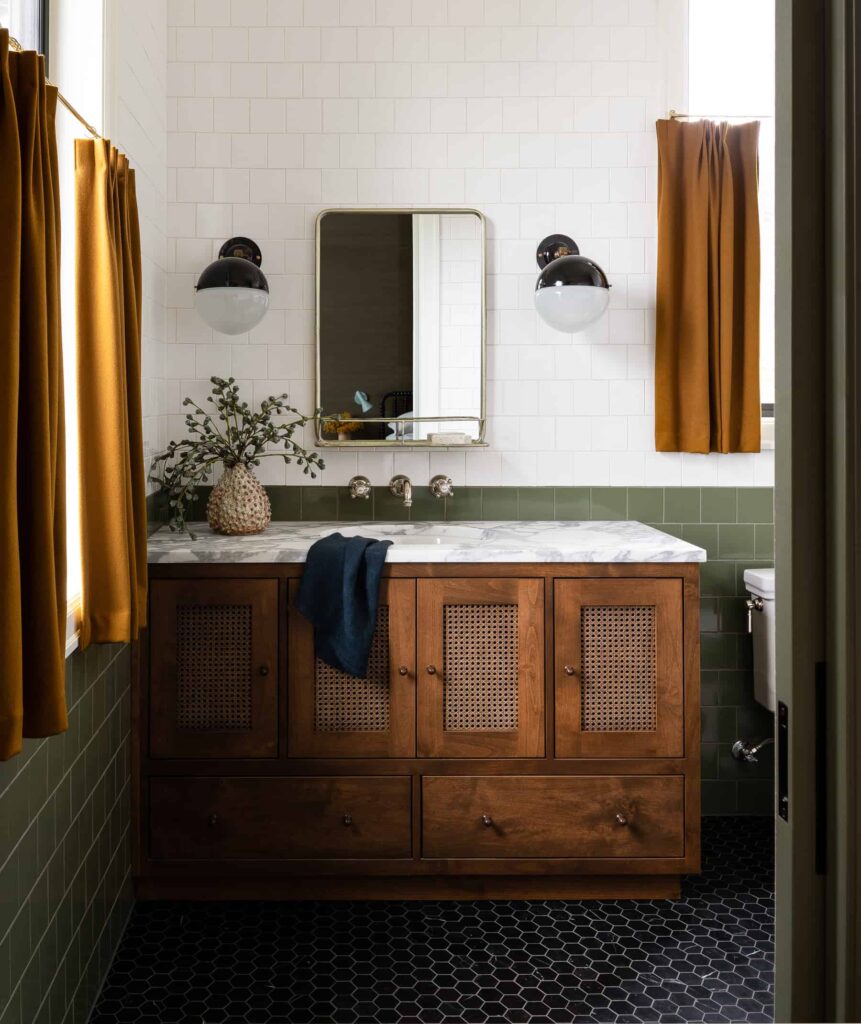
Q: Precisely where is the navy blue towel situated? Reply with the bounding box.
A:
[294,532,393,678]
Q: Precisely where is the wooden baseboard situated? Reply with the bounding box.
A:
[135,874,682,901]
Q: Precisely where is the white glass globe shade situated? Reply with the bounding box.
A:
[194,286,270,336]
[534,284,610,333]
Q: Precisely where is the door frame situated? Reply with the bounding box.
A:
[777,2,861,1020]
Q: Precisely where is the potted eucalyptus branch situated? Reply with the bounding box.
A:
[150,376,324,537]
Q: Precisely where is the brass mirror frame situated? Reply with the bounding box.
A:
[314,208,488,448]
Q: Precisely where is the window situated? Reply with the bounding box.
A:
[686,0,776,406]
[0,0,106,653]
[0,0,46,52]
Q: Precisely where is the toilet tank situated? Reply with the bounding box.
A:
[744,567,775,712]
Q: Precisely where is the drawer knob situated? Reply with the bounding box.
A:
[259,664,269,677]
[208,814,218,826]
[398,666,409,676]
[426,665,437,675]
[615,813,628,826]
[343,812,353,827]
[563,665,576,676]
[481,814,493,828]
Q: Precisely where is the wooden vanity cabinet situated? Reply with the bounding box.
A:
[148,578,279,759]
[135,562,700,901]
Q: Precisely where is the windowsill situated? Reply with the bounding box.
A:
[761,416,775,451]
[65,595,82,659]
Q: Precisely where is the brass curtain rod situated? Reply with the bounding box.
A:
[669,108,772,120]
[8,34,102,139]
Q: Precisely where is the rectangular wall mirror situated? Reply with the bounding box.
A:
[315,209,486,447]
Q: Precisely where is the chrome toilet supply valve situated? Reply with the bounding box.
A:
[348,475,371,500]
[732,737,775,764]
[745,594,764,632]
[429,474,454,499]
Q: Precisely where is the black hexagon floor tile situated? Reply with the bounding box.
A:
[90,816,773,1023]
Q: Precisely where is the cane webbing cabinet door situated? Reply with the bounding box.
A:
[416,578,544,758]
[149,578,278,759]
[288,579,416,758]
[554,578,684,758]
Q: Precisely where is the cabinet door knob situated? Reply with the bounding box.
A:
[259,664,269,676]
[208,814,218,826]
[426,665,437,675]
[563,664,576,676]
[343,812,353,827]
[481,814,493,827]
[615,813,628,826]
[398,666,409,676]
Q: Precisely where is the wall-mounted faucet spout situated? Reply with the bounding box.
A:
[389,475,412,508]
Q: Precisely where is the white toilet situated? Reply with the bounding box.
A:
[744,567,776,711]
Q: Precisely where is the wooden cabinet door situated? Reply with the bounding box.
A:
[554,578,684,758]
[288,579,416,757]
[149,578,278,759]
[417,578,544,758]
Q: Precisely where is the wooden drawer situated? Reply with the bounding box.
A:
[150,777,412,860]
[422,776,685,860]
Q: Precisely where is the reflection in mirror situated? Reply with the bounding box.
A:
[316,210,484,445]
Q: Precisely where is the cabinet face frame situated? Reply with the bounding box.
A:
[554,578,685,759]
[149,578,279,759]
[288,579,417,757]
[416,577,545,758]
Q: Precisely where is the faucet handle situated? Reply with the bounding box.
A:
[429,474,454,499]
[348,475,372,500]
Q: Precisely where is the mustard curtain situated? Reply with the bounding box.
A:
[0,30,67,761]
[655,118,761,453]
[75,139,147,647]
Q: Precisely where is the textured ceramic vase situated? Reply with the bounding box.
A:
[206,464,271,535]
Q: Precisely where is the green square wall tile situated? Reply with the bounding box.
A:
[300,486,338,520]
[719,670,754,707]
[664,487,700,523]
[701,671,721,707]
[682,524,718,558]
[700,561,736,597]
[702,780,738,815]
[699,597,721,633]
[371,487,410,521]
[755,524,774,559]
[337,490,373,522]
[718,597,747,634]
[518,488,554,520]
[701,706,737,742]
[627,488,664,522]
[701,487,737,523]
[719,524,756,560]
[701,743,720,779]
[445,488,482,520]
[553,487,590,520]
[408,489,445,522]
[737,780,775,815]
[268,487,301,521]
[590,487,627,520]
[481,488,518,520]
[738,487,774,523]
[701,634,738,670]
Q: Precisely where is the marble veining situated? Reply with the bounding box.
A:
[147,521,706,564]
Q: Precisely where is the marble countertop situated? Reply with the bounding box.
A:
[147,521,706,564]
